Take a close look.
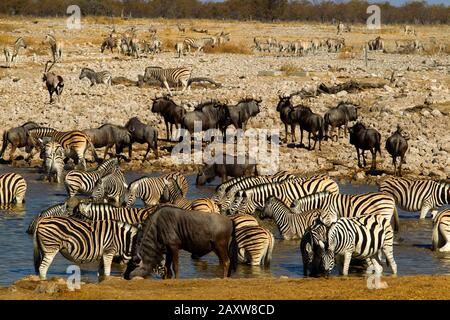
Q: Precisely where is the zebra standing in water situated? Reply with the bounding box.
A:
[300,222,328,277]
[291,191,399,231]
[235,226,274,266]
[79,68,112,86]
[44,34,63,62]
[27,202,71,234]
[42,141,65,183]
[3,37,27,68]
[432,209,450,252]
[91,166,127,207]
[0,173,27,204]
[28,127,100,170]
[75,202,156,225]
[65,158,119,198]
[318,214,397,276]
[257,197,337,240]
[379,176,449,219]
[183,37,216,54]
[143,66,191,96]
[125,172,188,207]
[33,216,138,280]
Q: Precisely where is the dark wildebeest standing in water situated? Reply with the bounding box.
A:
[324,102,358,142]
[385,125,409,176]
[83,124,132,160]
[276,94,295,143]
[151,97,186,141]
[0,121,39,163]
[196,154,257,185]
[124,117,158,161]
[124,206,237,279]
[348,122,381,170]
[290,105,324,150]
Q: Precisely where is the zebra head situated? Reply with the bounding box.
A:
[227,192,244,215]
[79,67,93,80]
[76,202,94,220]
[160,178,172,203]
[16,37,27,49]
[91,179,106,202]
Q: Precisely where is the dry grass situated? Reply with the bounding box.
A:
[279,63,302,76]
[204,42,251,55]
[337,46,362,60]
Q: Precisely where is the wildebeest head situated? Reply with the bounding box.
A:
[196,164,216,186]
[348,122,366,144]
[276,95,292,112]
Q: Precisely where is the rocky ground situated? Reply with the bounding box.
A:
[0,18,449,183]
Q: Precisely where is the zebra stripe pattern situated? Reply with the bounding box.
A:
[379,176,450,219]
[125,172,188,207]
[42,141,65,183]
[79,68,112,86]
[0,172,27,204]
[28,127,99,170]
[143,66,191,95]
[27,202,69,234]
[91,166,127,207]
[183,37,216,53]
[229,214,259,230]
[76,202,156,225]
[291,191,399,231]
[65,158,119,197]
[235,226,274,266]
[33,216,137,279]
[258,196,337,240]
[3,37,27,67]
[432,209,450,252]
[319,214,397,276]
[300,222,328,277]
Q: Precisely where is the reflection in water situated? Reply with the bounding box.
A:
[0,167,449,285]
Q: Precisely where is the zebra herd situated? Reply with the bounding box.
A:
[0,155,446,280]
[253,37,345,55]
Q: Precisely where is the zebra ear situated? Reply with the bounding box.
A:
[318,240,325,249]
[305,242,312,254]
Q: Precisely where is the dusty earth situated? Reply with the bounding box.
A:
[1,275,450,300]
[0,17,448,183]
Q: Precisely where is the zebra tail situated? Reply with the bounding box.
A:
[263,234,274,267]
[431,220,440,251]
[0,130,8,159]
[393,206,400,232]
[33,222,42,274]
[227,220,238,276]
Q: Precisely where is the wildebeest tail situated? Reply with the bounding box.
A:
[323,113,330,139]
[228,220,238,275]
[0,130,7,159]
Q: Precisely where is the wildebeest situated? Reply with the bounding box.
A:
[181,101,230,134]
[124,206,237,279]
[42,60,64,104]
[0,121,39,163]
[220,97,261,134]
[196,154,257,185]
[348,122,381,170]
[290,105,324,150]
[83,124,132,160]
[124,117,158,161]
[151,97,186,141]
[324,102,358,142]
[276,94,295,143]
[385,125,409,176]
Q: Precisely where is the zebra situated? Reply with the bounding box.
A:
[291,191,399,231]
[175,42,185,58]
[228,176,339,215]
[300,222,328,277]
[28,127,100,170]
[44,34,63,62]
[190,198,220,214]
[3,37,27,68]
[79,68,112,86]
[144,36,161,54]
[379,177,449,220]
[235,226,274,266]
[27,202,70,234]
[318,214,397,276]
[229,214,259,230]
[91,166,127,207]
[0,172,27,204]
[101,36,120,53]
[257,196,337,240]
[42,141,65,183]
[143,66,191,96]
[75,202,156,225]
[432,209,450,252]
[183,37,216,54]
[33,216,138,280]
[125,172,188,207]
[64,158,119,198]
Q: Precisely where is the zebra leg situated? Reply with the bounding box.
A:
[101,251,115,278]
[342,252,352,276]
[39,250,59,280]
[382,245,397,275]
[163,80,173,96]
[419,203,432,219]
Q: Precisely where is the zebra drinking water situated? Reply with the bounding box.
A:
[42,141,65,183]
[0,173,27,204]
[91,166,127,207]
[3,37,27,68]
[79,67,112,86]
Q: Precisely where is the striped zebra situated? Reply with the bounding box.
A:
[379,177,450,219]
[300,222,328,276]
[44,34,63,62]
[33,216,137,280]
[125,172,188,207]
[161,178,219,213]
[228,176,339,215]
[65,158,119,198]
[235,226,274,266]
[28,127,100,170]
[3,37,27,68]
[27,202,69,234]
[101,36,120,53]
[291,191,399,231]
[258,197,337,240]
[79,68,112,86]
[229,214,259,230]
[318,215,397,276]
[183,37,216,54]
[75,202,156,225]
[91,166,127,207]
[0,173,27,204]
[42,141,65,183]
[432,209,450,252]
[143,66,191,96]
[175,42,185,58]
